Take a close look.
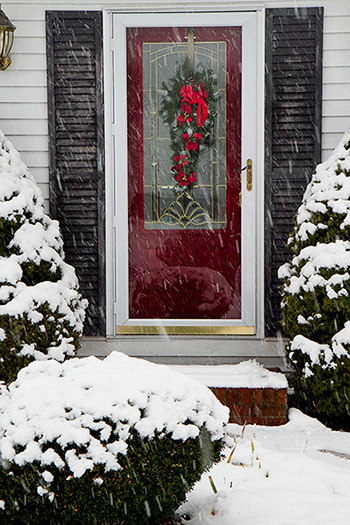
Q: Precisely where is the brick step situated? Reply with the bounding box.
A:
[210,387,288,426]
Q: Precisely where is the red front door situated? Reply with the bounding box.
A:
[127,26,242,320]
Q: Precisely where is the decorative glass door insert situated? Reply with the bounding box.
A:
[127,26,242,321]
[142,34,227,230]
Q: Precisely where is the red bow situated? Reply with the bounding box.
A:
[179,83,209,128]
[193,84,208,128]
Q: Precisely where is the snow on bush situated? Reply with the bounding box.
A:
[0,130,87,384]
[0,352,228,523]
[279,130,350,428]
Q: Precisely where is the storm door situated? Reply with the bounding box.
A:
[111,13,258,335]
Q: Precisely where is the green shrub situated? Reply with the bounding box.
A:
[0,353,228,524]
[0,131,87,385]
[0,429,223,525]
[279,131,350,428]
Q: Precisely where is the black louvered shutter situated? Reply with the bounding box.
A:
[265,8,323,336]
[46,11,105,336]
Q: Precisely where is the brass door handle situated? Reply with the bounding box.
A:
[236,159,252,206]
[246,158,252,191]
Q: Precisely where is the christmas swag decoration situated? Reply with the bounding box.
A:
[161,58,218,190]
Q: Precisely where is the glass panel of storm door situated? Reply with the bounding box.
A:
[142,41,227,230]
[127,27,242,319]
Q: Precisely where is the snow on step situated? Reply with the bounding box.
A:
[169,360,288,389]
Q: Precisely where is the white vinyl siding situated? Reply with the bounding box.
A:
[0,0,349,207]
[322,12,350,158]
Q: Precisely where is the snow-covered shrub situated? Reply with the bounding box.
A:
[0,352,228,524]
[279,131,350,428]
[0,131,87,385]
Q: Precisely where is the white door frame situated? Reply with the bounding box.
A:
[104,7,265,340]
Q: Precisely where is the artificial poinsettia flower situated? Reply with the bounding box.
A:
[177,102,193,126]
[172,154,189,171]
[181,132,202,152]
[187,141,199,152]
[175,170,197,187]
[181,101,192,113]
[180,84,195,103]
[187,132,202,152]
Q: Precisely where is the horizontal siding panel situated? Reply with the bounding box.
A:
[10,54,47,71]
[322,149,335,161]
[322,116,350,132]
[323,99,350,117]
[6,5,44,20]
[0,103,47,119]
[12,37,46,54]
[37,182,49,199]
[323,67,350,84]
[29,167,49,183]
[4,134,48,151]
[0,71,47,87]
[0,120,47,135]
[324,16,350,33]
[323,50,350,67]
[322,133,345,149]
[0,87,47,103]
[324,32,350,50]
[21,151,49,167]
[323,83,350,100]
[14,20,45,38]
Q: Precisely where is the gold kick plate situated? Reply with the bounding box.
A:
[116,326,255,336]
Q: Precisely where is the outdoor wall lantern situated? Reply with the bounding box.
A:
[0,5,16,70]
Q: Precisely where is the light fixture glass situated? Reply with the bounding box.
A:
[0,4,16,70]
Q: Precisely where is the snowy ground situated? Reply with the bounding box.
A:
[178,409,350,525]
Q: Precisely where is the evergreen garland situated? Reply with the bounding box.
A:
[160,57,218,191]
